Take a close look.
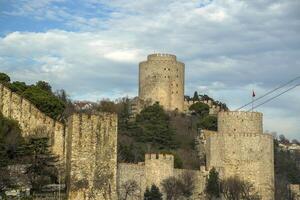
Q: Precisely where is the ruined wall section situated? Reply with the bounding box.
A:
[67,113,117,200]
[139,53,185,112]
[0,83,66,176]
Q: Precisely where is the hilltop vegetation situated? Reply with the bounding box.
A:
[0,72,73,121]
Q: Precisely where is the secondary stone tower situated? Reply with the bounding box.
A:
[205,111,274,200]
[139,53,185,112]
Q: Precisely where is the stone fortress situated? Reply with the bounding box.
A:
[0,83,118,200]
[0,53,275,200]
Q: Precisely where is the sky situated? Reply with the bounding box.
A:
[0,0,299,140]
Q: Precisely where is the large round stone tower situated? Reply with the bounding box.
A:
[139,53,185,111]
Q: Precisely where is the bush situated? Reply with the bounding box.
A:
[189,102,209,117]
[144,184,162,200]
[221,176,261,200]
[134,103,177,150]
[198,115,217,131]
[0,72,66,120]
[205,167,221,199]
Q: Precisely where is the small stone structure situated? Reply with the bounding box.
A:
[139,53,185,112]
[117,154,208,200]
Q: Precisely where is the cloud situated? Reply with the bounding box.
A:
[0,0,299,139]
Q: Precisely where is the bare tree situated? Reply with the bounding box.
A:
[120,180,139,200]
[180,171,195,198]
[161,177,182,200]
[161,172,195,200]
[0,167,11,196]
[292,139,300,145]
[221,176,261,200]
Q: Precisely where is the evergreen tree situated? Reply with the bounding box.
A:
[0,73,10,83]
[135,103,177,149]
[26,137,58,192]
[189,102,209,118]
[198,115,218,131]
[144,184,163,200]
[205,167,221,199]
[193,91,199,101]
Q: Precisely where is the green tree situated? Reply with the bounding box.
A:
[274,139,300,185]
[135,103,177,150]
[193,91,199,101]
[0,73,67,120]
[144,184,163,200]
[0,73,10,83]
[10,81,28,94]
[174,153,183,168]
[23,86,65,119]
[189,102,210,118]
[26,136,58,192]
[0,113,24,167]
[36,81,52,93]
[198,115,218,131]
[205,167,221,199]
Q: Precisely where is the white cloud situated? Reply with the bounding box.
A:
[0,0,300,139]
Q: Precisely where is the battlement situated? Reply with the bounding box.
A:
[207,132,273,139]
[218,111,263,134]
[147,53,177,61]
[145,153,174,161]
[219,111,262,118]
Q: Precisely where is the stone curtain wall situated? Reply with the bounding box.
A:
[139,53,185,112]
[0,83,66,177]
[0,83,119,200]
[117,154,207,200]
[206,111,274,200]
[145,153,174,188]
[67,113,118,200]
[117,163,146,200]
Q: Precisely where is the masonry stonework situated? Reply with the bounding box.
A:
[206,111,274,200]
[0,83,66,179]
[139,53,185,112]
[67,113,118,200]
[0,83,118,200]
[117,154,208,200]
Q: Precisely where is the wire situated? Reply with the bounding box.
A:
[247,83,300,111]
[236,76,300,111]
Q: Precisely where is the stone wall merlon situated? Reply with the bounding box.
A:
[145,153,174,160]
